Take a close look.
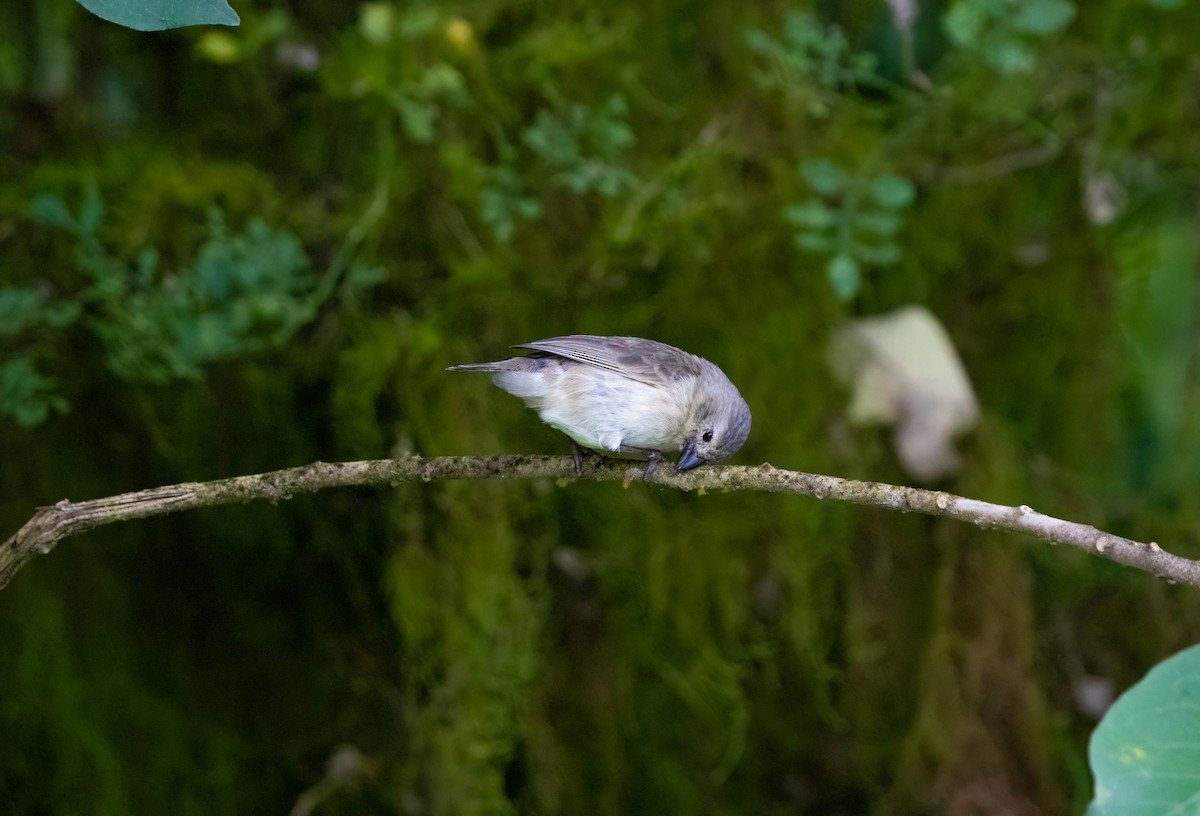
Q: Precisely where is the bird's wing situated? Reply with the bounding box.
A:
[514,335,702,386]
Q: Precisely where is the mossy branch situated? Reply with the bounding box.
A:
[2,455,1195,590]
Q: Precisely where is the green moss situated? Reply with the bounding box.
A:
[7,0,1200,812]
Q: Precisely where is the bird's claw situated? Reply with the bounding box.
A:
[571,443,588,476]
[644,450,664,482]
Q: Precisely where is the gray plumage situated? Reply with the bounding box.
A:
[447,335,752,471]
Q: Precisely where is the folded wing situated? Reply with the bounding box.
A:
[514,335,702,386]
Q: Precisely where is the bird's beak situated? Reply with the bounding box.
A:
[676,437,705,471]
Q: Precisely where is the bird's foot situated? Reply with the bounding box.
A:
[572,444,613,476]
[614,444,664,482]
[570,443,590,476]
[644,450,664,482]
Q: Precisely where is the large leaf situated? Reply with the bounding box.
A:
[76,0,239,31]
[1088,643,1200,815]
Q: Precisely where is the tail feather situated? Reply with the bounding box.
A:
[447,357,548,373]
[446,361,506,372]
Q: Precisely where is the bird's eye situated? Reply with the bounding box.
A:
[702,430,714,443]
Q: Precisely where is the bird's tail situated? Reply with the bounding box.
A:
[447,356,547,374]
[446,361,509,372]
[447,357,549,399]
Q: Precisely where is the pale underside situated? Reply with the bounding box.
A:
[492,363,696,454]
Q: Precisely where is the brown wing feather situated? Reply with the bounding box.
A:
[514,335,702,385]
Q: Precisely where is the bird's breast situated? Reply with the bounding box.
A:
[523,365,695,453]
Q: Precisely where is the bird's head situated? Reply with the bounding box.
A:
[677,366,752,471]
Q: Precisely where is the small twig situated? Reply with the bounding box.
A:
[939,143,1062,185]
[2,455,1195,590]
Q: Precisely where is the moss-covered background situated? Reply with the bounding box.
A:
[4,1,1200,813]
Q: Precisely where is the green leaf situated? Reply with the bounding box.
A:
[943,1,987,46]
[827,254,861,300]
[587,96,636,156]
[784,200,835,230]
[1147,0,1185,7]
[419,63,466,99]
[522,110,581,167]
[85,214,319,383]
[0,287,83,333]
[855,211,903,237]
[743,27,773,55]
[869,176,916,210]
[196,31,241,63]
[75,0,239,31]
[1088,643,1200,815]
[515,198,543,219]
[783,11,824,51]
[78,184,105,234]
[359,3,395,44]
[794,232,833,252]
[393,96,438,143]
[136,247,160,286]
[850,53,879,80]
[45,301,83,328]
[343,264,388,293]
[0,289,48,334]
[0,357,67,427]
[398,6,441,39]
[855,242,901,265]
[1014,0,1076,35]
[988,41,1035,74]
[802,159,847,196]
[480,163,543,242]
[32,194,74,229]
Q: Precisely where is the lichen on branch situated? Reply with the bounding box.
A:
[2,455,1195,590]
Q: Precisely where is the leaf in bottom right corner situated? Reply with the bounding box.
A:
[1087,642,1200,815]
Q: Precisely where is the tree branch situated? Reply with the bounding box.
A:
[2,455,1195,590]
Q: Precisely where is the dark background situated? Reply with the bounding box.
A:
[3,1,1200,813]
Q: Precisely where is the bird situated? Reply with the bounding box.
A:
[447,335,752,475]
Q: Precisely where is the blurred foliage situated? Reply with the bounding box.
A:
[944,0,1076,75]
[745,11,886,113]
[4,0,1200,814]
[2,186,381,424]
[786,159,916,299]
